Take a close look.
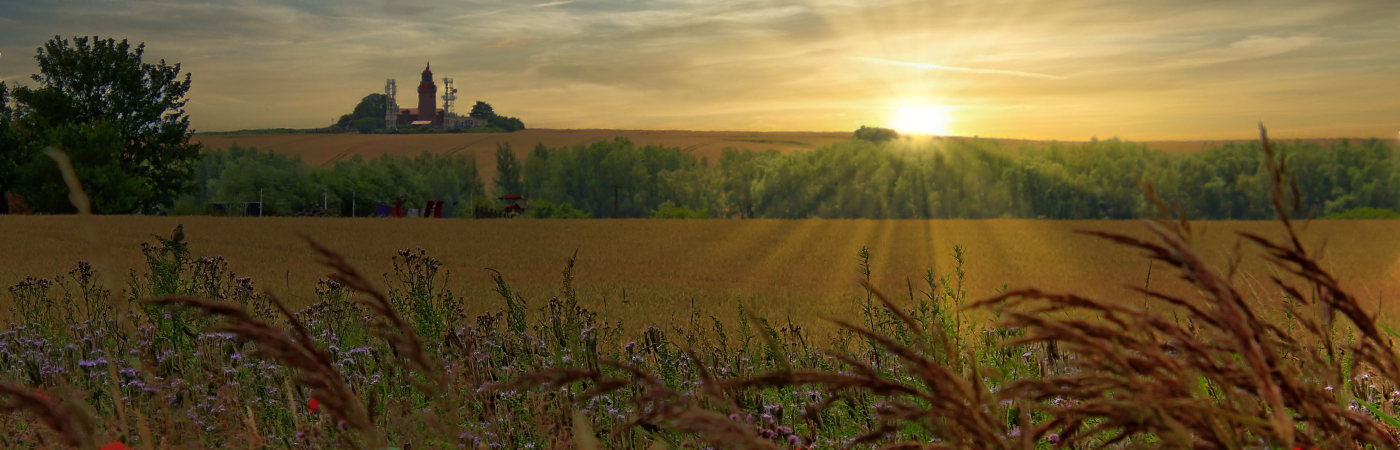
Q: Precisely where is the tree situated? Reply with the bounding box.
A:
[350,117,381,134]
[10,36,201,213]
[17,121,153,214]
[487,115,526,132]
[0,82,33,214]
[494,142,523,197]
[470,101,495,119]
[337,93,388,132]
[854,125,899,143]
[523,142,551,197]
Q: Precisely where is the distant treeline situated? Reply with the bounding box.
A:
[180,144,488,217]
[182,136,1398,220]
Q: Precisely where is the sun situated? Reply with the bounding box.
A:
[890,104,955,136]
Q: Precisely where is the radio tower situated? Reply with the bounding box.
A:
[384,79,398,131]
[441,77,458,117]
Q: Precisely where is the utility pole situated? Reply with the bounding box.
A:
[612,184,621,218]
[259,189,264,217]
[351,190,356,217]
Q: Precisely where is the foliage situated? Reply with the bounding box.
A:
[527,198,589,218]
[1322,206,1400,219]
[469,101,494,119]
[486,115,526,132]
[8,35,202,214]
[203,145,321,216]
[336,93,389,133]
[650,201,708,218]
[185,135,1398,221]
[523,137,704,218]
[853,125,898,143]
[0,82,34,215]
[14,121,152,214]
[493,142,523,197]
[181,143,484,217]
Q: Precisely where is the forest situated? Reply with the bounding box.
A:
[177,136,1399,220]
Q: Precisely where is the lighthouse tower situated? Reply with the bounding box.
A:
[416,62,440,126]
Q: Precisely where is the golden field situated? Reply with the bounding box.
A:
[3,216,1398,333]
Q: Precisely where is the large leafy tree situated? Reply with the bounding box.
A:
[470,101,495,119]
[336,93,388,133]
[0,82,34,214]
[10,35,201,214]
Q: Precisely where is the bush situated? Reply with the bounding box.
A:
[650,200,708,218]
[528,199,589,218]
[854,125,899,142]
[1321,206,1400,219]
[487,115,526,132]
[350,117,381,134]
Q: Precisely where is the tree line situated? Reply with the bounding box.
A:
[24,128,1400,220]
[494,136,1398,220]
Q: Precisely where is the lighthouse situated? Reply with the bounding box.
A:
[416,62,441,126]
[392,62,449,127]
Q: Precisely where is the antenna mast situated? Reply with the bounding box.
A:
[441,77,458,117]
[384,79,398,131]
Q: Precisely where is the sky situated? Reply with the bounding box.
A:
[1,0,1398,140]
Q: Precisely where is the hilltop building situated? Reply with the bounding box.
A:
[395,63,445,126]
[446,115,490,129]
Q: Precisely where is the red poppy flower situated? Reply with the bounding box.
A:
[309,397,320,413]
[100,442,129,450]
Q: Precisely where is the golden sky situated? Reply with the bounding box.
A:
[1,0,1398,140]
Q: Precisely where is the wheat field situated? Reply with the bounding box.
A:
[3,215,1397,333]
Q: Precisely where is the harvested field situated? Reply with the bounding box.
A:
[3,216,1397,333]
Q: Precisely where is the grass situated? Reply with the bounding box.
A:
[5,126,1400,448]
[5,210,1400,448]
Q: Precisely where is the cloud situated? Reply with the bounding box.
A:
[1164,35,1321,69]
[852,57,1067,80]
[0,0,1395,138]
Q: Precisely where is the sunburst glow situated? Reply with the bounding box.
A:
[890,104,955,136]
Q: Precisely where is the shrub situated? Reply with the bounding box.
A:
[1322,206,1400,219]
[853,125,899,142]
[528,199,589,218]
[650,200,708,218]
